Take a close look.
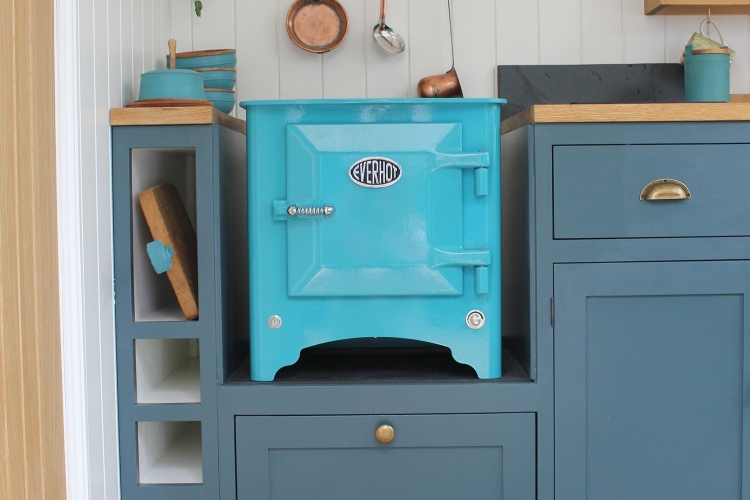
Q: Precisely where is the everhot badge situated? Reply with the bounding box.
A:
[349,157,402,188]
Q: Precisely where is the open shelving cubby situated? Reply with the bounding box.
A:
[131,148,197,322]
[135,338,200,404]
[137,421,202,485]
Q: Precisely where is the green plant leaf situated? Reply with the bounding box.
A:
[194,0,203,17]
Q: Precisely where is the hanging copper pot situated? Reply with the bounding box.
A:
[417,68,462,98]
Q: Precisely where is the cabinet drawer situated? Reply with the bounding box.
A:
[553,144,750,239]
[235,413,535,500]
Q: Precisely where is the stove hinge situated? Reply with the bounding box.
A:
[550,297,555,327]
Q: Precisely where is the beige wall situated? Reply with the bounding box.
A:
[0,0,66,498]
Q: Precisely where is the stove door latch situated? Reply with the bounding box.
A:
[273,201,335,219]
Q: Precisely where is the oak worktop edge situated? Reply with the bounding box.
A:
[501,102,750,135]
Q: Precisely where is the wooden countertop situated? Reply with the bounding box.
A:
[501,102,750,135]
[110,106,246,135]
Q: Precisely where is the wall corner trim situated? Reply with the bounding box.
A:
[54,0,93,497]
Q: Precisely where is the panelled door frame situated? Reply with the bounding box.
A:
[554,260,750,499]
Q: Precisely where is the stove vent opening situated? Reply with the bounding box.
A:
[273,339,478,382]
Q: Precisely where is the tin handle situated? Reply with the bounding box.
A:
[700,11,726,47]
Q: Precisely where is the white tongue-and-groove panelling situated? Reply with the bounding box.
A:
[170,0,750,117]
[72,0,171,498]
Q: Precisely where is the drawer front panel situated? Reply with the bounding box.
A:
[235,413,535,500]
[553,144,750,239]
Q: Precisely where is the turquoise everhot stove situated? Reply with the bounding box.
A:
[240,99,505,381]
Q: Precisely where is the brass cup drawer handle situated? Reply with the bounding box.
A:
[375,424,395,444]
[640,179,692,201]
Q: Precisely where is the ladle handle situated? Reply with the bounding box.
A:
[447,0,455,69]
[379,0,386,22]
[168,39,177,69]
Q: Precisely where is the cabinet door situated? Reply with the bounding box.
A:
[236,413,535,500]
[555,261,750,500]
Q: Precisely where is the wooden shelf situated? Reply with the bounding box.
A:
[646,0,750,15]
[111,106,246,135]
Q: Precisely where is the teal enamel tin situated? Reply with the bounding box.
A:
[138,69,206,100]
[196,68,236,90]
[684,44,731,102]
[240,99,506,381]
[205,89,235,113]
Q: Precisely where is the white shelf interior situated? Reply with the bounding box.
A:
[135,338,200,404]
[139,303,189,322]
[138,421,202,484]
[131,148,197,322]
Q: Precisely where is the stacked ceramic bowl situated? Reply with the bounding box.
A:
[167,49,237,113]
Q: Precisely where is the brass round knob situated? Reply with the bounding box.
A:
[375,424,395,444]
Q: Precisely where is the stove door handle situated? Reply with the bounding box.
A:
[432,151,490,169]
[431,248,490,268]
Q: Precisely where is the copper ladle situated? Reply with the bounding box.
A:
[417,0,462,98]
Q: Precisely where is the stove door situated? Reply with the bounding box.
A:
[275,123,490,297]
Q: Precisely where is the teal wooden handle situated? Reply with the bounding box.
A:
[146,240,174,274]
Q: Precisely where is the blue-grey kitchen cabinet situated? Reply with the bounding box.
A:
[112,118,541,500]
[218,367,540,500]
[501,117,750,500]
[555,261,749,499]
[114,109,750,499]
[235,413,535,500]
[112,122,247,500]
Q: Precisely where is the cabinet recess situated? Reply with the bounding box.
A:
[645,0,750,15]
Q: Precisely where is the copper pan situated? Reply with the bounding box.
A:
[286,0,349,54]
[417,0,463,98]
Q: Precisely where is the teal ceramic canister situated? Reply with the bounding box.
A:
[195,68,237,90]
[240,99,506,381]
[684,44,731,102]
[166,49,237,69]
[205,89,235,113]
[138,69,206,100]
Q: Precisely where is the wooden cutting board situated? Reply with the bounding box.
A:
[127,98,212,108]
[139,183,199,320]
